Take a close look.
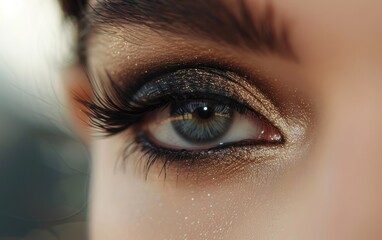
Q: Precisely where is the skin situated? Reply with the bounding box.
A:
[68,0,382,239]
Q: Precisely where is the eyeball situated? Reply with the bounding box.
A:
[144,100,282,150]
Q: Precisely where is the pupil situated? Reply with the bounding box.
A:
[195,106,213,120]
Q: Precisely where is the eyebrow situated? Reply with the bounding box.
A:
[83,0,297,60]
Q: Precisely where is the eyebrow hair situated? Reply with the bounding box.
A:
[82,0,297,61]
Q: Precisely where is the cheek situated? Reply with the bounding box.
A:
[88,135,289,239]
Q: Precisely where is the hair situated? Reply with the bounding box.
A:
[59,0,88,62]
[59,0,87,20]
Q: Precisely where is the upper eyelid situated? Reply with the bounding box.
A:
[86,66,286,137]
[135,68,284,125]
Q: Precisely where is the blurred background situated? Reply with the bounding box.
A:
[0,0,89,239]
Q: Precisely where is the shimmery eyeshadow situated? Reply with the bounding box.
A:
[133,67,287,133]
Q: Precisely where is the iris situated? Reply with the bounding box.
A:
[170,101,233,144]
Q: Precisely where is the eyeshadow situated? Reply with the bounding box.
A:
[133,67,285,127]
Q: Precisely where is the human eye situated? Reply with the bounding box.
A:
[85,66,292,182]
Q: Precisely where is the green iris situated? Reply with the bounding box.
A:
[170,101,233,144]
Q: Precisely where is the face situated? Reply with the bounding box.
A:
[70,0,382,239]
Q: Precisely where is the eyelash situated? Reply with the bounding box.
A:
[82,67,282,178]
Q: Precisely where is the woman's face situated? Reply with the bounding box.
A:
[74,0,382,239]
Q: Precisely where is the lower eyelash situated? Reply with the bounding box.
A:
[126,131,275,180]
[133,133,197,179]
[112,133,174,179]
[115,132,215,180]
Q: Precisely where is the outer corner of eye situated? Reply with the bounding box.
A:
[253,116,284,143]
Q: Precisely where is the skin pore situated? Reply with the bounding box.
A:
[67,0,382,239]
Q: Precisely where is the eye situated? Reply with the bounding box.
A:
[85,67,288,179]
[144,99,282,151]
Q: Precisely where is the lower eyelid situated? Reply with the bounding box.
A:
[127,131,287,184]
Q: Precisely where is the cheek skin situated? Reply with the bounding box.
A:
[89,133,292,240]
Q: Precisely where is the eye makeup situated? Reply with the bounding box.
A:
[83,62,307,182]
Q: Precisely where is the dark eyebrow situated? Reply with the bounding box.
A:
[83,0,297,61]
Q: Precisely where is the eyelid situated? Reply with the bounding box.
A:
[132,67,286,136]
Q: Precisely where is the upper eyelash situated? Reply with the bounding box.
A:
[83,85,255,136]
[81,67,266,136]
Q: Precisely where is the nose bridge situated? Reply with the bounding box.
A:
[312,68,382,238]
